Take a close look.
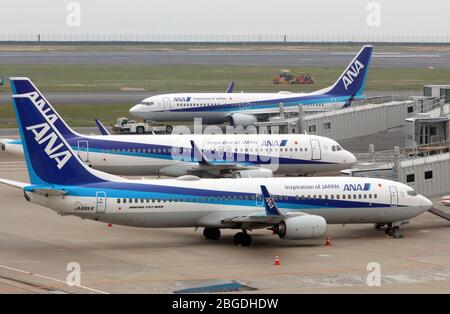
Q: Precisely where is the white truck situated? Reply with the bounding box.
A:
[112,117,173,134]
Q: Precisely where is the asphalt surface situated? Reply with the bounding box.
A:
[0,50,448,68]
[0,152,449,293]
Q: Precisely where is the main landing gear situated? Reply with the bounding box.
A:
[203,228,221,240]
[233,231,252,247]
[385,226,402,238]
[202,228,252,246]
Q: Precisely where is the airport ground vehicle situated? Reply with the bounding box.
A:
[0,77,433,246]
[112,117,173,134]
[273,71,314,84]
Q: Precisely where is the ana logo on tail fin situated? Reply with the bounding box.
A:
[321,45,373,97]
[10,77,106,185]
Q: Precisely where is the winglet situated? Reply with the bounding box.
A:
[260,185,281,216]
[226,81,235,93]
[190,140,211,166]
[94,119,110,135]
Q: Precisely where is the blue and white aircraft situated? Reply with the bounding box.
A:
[0,77,432,245]
[0,79,356,178]
[130,46,373,126]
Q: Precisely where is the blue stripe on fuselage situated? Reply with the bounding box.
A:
[9,138,335,165]
[160,95,352,113]
[25,182,395,209]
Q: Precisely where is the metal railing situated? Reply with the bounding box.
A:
[1,34,450,44]
[355,140,450,165]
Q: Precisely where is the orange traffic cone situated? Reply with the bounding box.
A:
[274,256,281,266]
[325,235,331,246]
[107,223,113,227]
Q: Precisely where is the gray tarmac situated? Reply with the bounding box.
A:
[0,50,448,68]
[0,150,449,294]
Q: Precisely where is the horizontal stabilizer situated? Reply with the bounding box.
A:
[0,178,28,189]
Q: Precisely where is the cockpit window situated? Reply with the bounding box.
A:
[407,190,417,197]
[336,145,342,151]
[142,101,154,106]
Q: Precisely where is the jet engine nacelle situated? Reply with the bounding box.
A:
[232,168,273,178]
[228,114,257,127]
[278,215,327,240]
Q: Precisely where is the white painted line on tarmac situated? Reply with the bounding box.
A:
[0,264,109,294]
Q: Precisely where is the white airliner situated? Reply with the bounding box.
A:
[0,80,356,178]
[0,77,432,246]
[129,46,373,126]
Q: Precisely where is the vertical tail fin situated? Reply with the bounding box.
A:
[319,45,373,97]
[10,77,109,185]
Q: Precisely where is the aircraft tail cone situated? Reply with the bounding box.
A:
[274,256,281,266]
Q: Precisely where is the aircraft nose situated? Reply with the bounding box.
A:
[343,150,357,166]
[421,195,433,210]
[129,104,145,118]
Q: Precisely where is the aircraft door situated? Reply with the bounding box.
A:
[256,193,264,207]
[163,97,171,110]
[96,191,107,214]
[77,140,89,162]
[310,139,321,160]
[389,186,398,207]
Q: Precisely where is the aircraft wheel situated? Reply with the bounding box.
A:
[233,232,252,247]
[203,228,221,240]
